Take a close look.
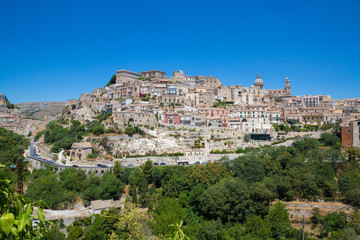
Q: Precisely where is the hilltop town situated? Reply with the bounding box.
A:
[2,69,360,239]
[1,69,360,166]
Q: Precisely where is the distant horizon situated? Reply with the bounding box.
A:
[1,0,359,103]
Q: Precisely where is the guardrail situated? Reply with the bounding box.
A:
[27,155,111,176]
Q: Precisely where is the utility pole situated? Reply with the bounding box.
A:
[17,161,24,194]
[301,215,305,240]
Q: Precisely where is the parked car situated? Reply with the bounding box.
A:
[128,163,134,167]
[72,165,79,168]
[97,164,107,168]
[160,162,166,166]
[154,162,159,166]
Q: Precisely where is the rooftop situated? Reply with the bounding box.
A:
[71,142,93,149]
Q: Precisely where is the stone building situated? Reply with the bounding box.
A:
[163,113,180,125]
[204,108,229,127]
[354,119,360,148]
[341,119,360,148]
[0,92,6,105]
[254,74,264,89]
[301,107,328,125]
[233,86,268,105]
[141,70,167,80]
[267,77,291,96]
[116,69,141,84]
[70,142,93,161]
[140,82,151,95]
[168,70,185,82]
[215,86,233,102]
[195,76,222,88]
[301,95,320,107]
[341,125,353,148]
[113,111,158,127]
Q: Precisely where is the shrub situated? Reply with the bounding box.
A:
[87,153,97,159]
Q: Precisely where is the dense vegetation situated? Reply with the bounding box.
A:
[0,128,50,239]
[34,118,147,153]
[26,168,125,209]
[0,127,29,187]
[2,125,360,239]
[273,122,339,133]
[213,101,234,108]
[38,120,87,152]
[23,127,360,239]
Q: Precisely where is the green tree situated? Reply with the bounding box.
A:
[187,162,230,186]
[200,183,229,222]
[112,161,123,179]
[319,211,347,238]
[310,208,322,228]
[338,171,360,206]
[346,146,360,162]
[195,219,223,240]
[320,132,341,148]
[273,175,295,201]
[244,215,272,238]
[128,168,143,187]
[99,172,125,200]
[60,168,89,193]
[232,156,265,185]
[188,184,205,214]
[201,178,251,223]
[348,209,360,235]
[152,198,185,236]
[292,136,320,153]
[67,225,83,240]
[82,214,108,240]
[141,159,153,183]
[93,125,105,135]
[107,74,116,86]
[43,224,66,240]
[152,167,163,188]
[26,172,76,209]
[138,175,149,207]
[265,201,291,239]
[249,182,274,216]
[116,202,151,239]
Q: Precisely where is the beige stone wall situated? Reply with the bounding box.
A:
[113,112,157,127]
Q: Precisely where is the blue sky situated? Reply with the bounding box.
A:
[0,0,359,103]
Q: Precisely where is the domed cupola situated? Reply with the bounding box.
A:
[254,74,264,89]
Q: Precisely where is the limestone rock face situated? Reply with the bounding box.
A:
[113,137,181,156]
[73,107,97,122]
[15,102,66,119]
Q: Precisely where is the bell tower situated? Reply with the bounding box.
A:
[285,77,291,95]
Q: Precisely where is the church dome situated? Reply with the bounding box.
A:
[254,74,264,88]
